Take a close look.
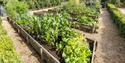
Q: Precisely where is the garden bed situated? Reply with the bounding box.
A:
[33,9,99,33]
[7,17,97,63]
[70,20,98,33]
[75,24,97,33]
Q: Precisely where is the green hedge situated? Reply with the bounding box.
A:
[107,3,125,36]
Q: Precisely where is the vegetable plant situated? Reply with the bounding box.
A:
[5,0,93,63]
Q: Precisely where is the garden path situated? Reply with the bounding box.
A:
[1,17,41,63]
[94,9,125,63]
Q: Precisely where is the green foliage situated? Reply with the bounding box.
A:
[15,12,91,63]
[109,0,121,4]
[80,0,101,8]
[61,2,85,14]
[61,1,99,28]
[62,32,91,63]
[5,0,18,20]
[0,18,21,63]
[77,16,97,26]
[22,0,65,9]
[16,2,28,14]
[5,0,28,20]
[107,3,125,36]
[16,12,71,44]
[108,0,125,7]
[61,0,100,17]
[5,0,93,63]
[95,0,101,9]
[0,0,8,5]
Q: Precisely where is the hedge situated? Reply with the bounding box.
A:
[107,3,125,37]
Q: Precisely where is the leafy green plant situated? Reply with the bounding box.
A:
[5,0,28,20]
[0,17,21,63]
[62,31,91,63]
[15,12,92,63]
[5,0,93,63]
[22,0,64,9]
[60,1,99,29]
[77,16,97,26]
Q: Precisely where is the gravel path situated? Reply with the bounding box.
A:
[1,17,41,63]
[94,9,125,63]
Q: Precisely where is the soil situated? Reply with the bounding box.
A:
[1,17,41,63]
[94,9,125,63]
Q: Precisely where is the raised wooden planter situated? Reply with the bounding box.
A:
[7,17,97,63]
[71,21,98,33]
[34,13,98,33]
[76,24,97,33]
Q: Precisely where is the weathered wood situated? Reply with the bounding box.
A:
[75,23,97,33]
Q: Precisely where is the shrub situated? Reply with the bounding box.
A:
[62,32,91,63]
[107,3,125,36]
[5,0,28,20]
